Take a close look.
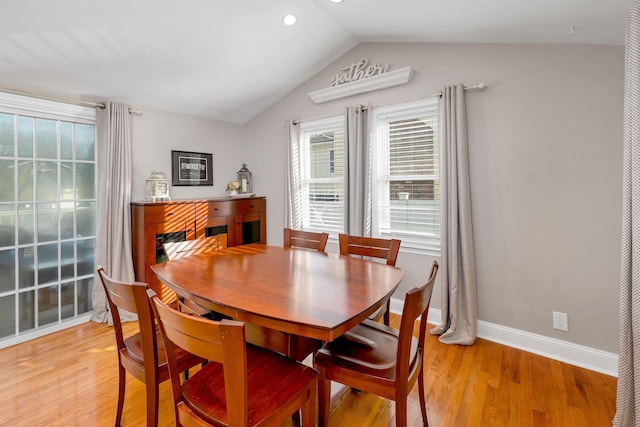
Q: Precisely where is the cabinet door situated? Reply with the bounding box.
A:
[233,198,266,245]
[235,212,266,245]
[195,201,235,242]
[144,220,194,301]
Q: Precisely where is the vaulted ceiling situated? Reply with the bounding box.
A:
[0,0,632,123]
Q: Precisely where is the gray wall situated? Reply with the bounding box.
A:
[130,107,246,201]
[244,42,623,354]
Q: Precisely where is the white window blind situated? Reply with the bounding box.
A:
[300,116,345,234]
[373,99,440,253]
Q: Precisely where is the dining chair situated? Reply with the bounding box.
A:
[163,234,227,317]
[338,233,401,325]
[147,289,319,427]
[313,261,439,427]
[163,233,227,260]
[284,228,329,252]
[97,266,203,427]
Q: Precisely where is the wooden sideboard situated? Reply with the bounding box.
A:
[131,197,266,297]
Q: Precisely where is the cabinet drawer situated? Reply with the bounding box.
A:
[196,201,235,218]
[235,198,266,215]
[143,203,195,224]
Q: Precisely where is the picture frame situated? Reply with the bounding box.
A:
[171,150,213,186]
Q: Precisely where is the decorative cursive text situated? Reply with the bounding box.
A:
[330,58,389,87]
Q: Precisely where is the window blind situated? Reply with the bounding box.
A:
[374,100,440,252]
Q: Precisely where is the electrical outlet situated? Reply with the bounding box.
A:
[553,311,569,331]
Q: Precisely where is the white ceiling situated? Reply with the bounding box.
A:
[0,0,633,124]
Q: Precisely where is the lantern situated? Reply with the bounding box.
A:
[236,163,252,194]
[145,170,171,202]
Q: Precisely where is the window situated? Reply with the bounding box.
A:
[299,116,345,234]
[373,99,440,253]
[0,92,96,347]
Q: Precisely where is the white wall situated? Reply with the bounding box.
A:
[244,42,623,355]
[130,107,246,202]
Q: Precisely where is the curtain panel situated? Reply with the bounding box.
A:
[614,1,640,425]
[284,120,302,230]
[92,102,136,323]
[345,104,373,236]
[430,84,478,345]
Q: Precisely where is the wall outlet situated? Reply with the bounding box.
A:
[553,311,569,331]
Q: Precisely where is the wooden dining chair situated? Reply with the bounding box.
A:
[338,233,401,325]
[97,266,203,427]
[147,289,319,427]
[314,261,439,427]
[163,234,227,317]
[163,233,227,260]
[284,228,329,252]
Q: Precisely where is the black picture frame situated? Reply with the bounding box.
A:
[171,150,213,186]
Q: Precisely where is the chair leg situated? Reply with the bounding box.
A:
[418,367,429,426]
[395,397,408,427]
[115,365,126,427]
[300,382,317,427]
[383,300,391,326]
[317,367,331,427]
[145,379,159,427]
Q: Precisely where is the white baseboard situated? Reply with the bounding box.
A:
[0,313,93,350]
[389,298,618,377]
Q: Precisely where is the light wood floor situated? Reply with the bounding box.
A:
[0,314,617,426]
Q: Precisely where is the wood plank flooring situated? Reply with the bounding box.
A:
[0,314,617,426]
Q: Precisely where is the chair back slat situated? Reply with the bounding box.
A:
[284,228,329,252]
[150,291,228,363]
[164,234,228,261]
[338,234,401,266]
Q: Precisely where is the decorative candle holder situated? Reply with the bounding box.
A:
[145,170,171,202]
[236,163,252,194]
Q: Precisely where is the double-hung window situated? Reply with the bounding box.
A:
[299,116,345,234]
[372,99,440,253]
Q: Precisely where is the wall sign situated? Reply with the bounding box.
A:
[308,59,414,104]
[171,150,213,186]
[330,58,390,87]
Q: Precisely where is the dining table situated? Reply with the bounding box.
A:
[151,243,404,359]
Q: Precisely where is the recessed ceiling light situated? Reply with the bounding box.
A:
[283,13,297,26]
[330,0,343,3]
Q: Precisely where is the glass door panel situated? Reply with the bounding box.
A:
[0,101,96,346]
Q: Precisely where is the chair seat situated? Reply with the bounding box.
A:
[182,344,318,426]
[315,319,419,381]
[123,330,202,377]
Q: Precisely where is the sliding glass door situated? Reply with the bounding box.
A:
[0,93,96,346]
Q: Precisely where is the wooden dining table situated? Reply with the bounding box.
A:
[151,243,404,359]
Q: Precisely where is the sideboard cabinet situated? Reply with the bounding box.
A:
[131,197,266,297]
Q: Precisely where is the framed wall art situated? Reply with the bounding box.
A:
[171,150,213,186]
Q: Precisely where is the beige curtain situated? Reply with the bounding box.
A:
[614,2,640,425]
[430,84,478,345]
[345,104,372,236]
[91,102,136,323]
[284,120,302,229]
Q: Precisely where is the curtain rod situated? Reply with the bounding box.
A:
[0,85,143,115]
[291,82,487,125]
